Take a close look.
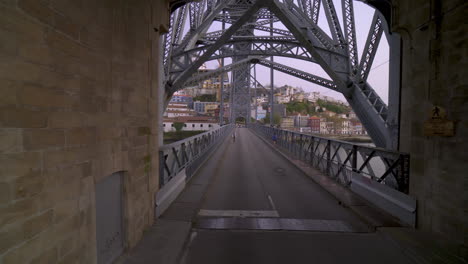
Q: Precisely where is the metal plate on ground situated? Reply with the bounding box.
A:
[95,172,124,264]
[195,217,356,232]
[198,209,279,218]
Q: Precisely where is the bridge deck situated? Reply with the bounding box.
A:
[125,128,416,264]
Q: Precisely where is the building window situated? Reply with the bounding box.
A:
[171,124,174,127]
[184,124,187,127]
[209,124,212,127]
[163,124,166,127]
[200,124,203,127]
[192,124,195,128]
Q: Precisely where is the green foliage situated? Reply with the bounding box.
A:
[193,94,217,102]
[316,99,349,114]
[173,122,185,132]
[285,101,316,115]
[262,113,282,125]
[163,130,205,144]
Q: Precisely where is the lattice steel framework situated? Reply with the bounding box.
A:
[162,0,401,149]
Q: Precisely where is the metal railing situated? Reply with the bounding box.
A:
[159,124,234,188]
[250,124,410,194]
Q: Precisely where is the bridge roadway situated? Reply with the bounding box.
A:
[126,128,416,264]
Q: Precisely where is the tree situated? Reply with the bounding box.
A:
[173,122,185,132]
[263,113,282,125]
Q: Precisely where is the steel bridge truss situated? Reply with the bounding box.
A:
[162,0,400,149]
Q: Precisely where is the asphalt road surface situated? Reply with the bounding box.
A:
[178,128,414,264]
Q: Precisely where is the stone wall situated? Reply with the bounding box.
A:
[393,0,467,256]
[0,0,170,263]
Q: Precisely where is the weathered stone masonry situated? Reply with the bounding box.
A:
[0,0,170,263]
[394,0,468,256]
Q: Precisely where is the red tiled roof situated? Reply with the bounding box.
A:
[163,116,218,123]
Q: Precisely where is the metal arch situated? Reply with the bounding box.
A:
[342,0,359,74]
[169,38,349,77]
[267,0,349,91]
[256,59,339,91]
[321,0,346,49]
[182,57,338,92]
[358,12,383,81]
[169,0,266,93]
[173,6,188,46]
[163,12,176,75]
[311,0,321,24]
[162,0,400,149]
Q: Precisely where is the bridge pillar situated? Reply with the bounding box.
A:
[393,0,467,256]
[0,1,170,263]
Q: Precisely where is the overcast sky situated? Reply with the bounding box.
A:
[196,0,390,103]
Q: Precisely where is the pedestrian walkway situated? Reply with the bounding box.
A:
[122,128,464,264]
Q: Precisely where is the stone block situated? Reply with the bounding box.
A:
[48,111,85,128]
[57,247,80,264]
[2,233,44,264]
[53,199,78,224]
[79,176,94,195]
[45,30,82,58]
[0,58,70,89]
[0,107,48,128]
[0,129,22,153]
[18,42,54,68]
[0,79,18,106]
[0,27,17,56]
[66,127,96,146]
[22,209,54,239]
[0,198,37,227]
[0,5,47,42]
[0,182,11,205]
[43,147,93,169]
[79,25,112,54]
[18,0,55,26]
[0,151,41,182]
[23,129,65,151]
[52,213,80,242]
[13,172,44,199]
[53,13,80,40]
[0,223,23,254]
[58,235,77,259]
[29,246,58,264]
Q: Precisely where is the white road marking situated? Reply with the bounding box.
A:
[198,209,279,218]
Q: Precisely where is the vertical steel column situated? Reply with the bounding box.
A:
[219,10,226,125]
[269,15,274,126]
[254,65,258,121]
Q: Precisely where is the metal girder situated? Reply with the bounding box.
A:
[204,25,293,39]
[168,0,266,93]
[175,1,231,54]
[358,12,383,81]
[173,6,187,46]
[170,38,348,77]
[189,2,200,30]
[346,82,389,148]
[312,0,321,24]
[163,12,176,75]
[321,0,346,49]
[281,2,338,52]
[359,81,388,121]
[267,0,349,94]
[163,0,399,149]
[256,59,338,91]
[342,0,359,74]
[181,56,338,93]
[183,58,252,87]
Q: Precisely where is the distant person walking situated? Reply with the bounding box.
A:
[272,134,277,144]
[232,131,236,142]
